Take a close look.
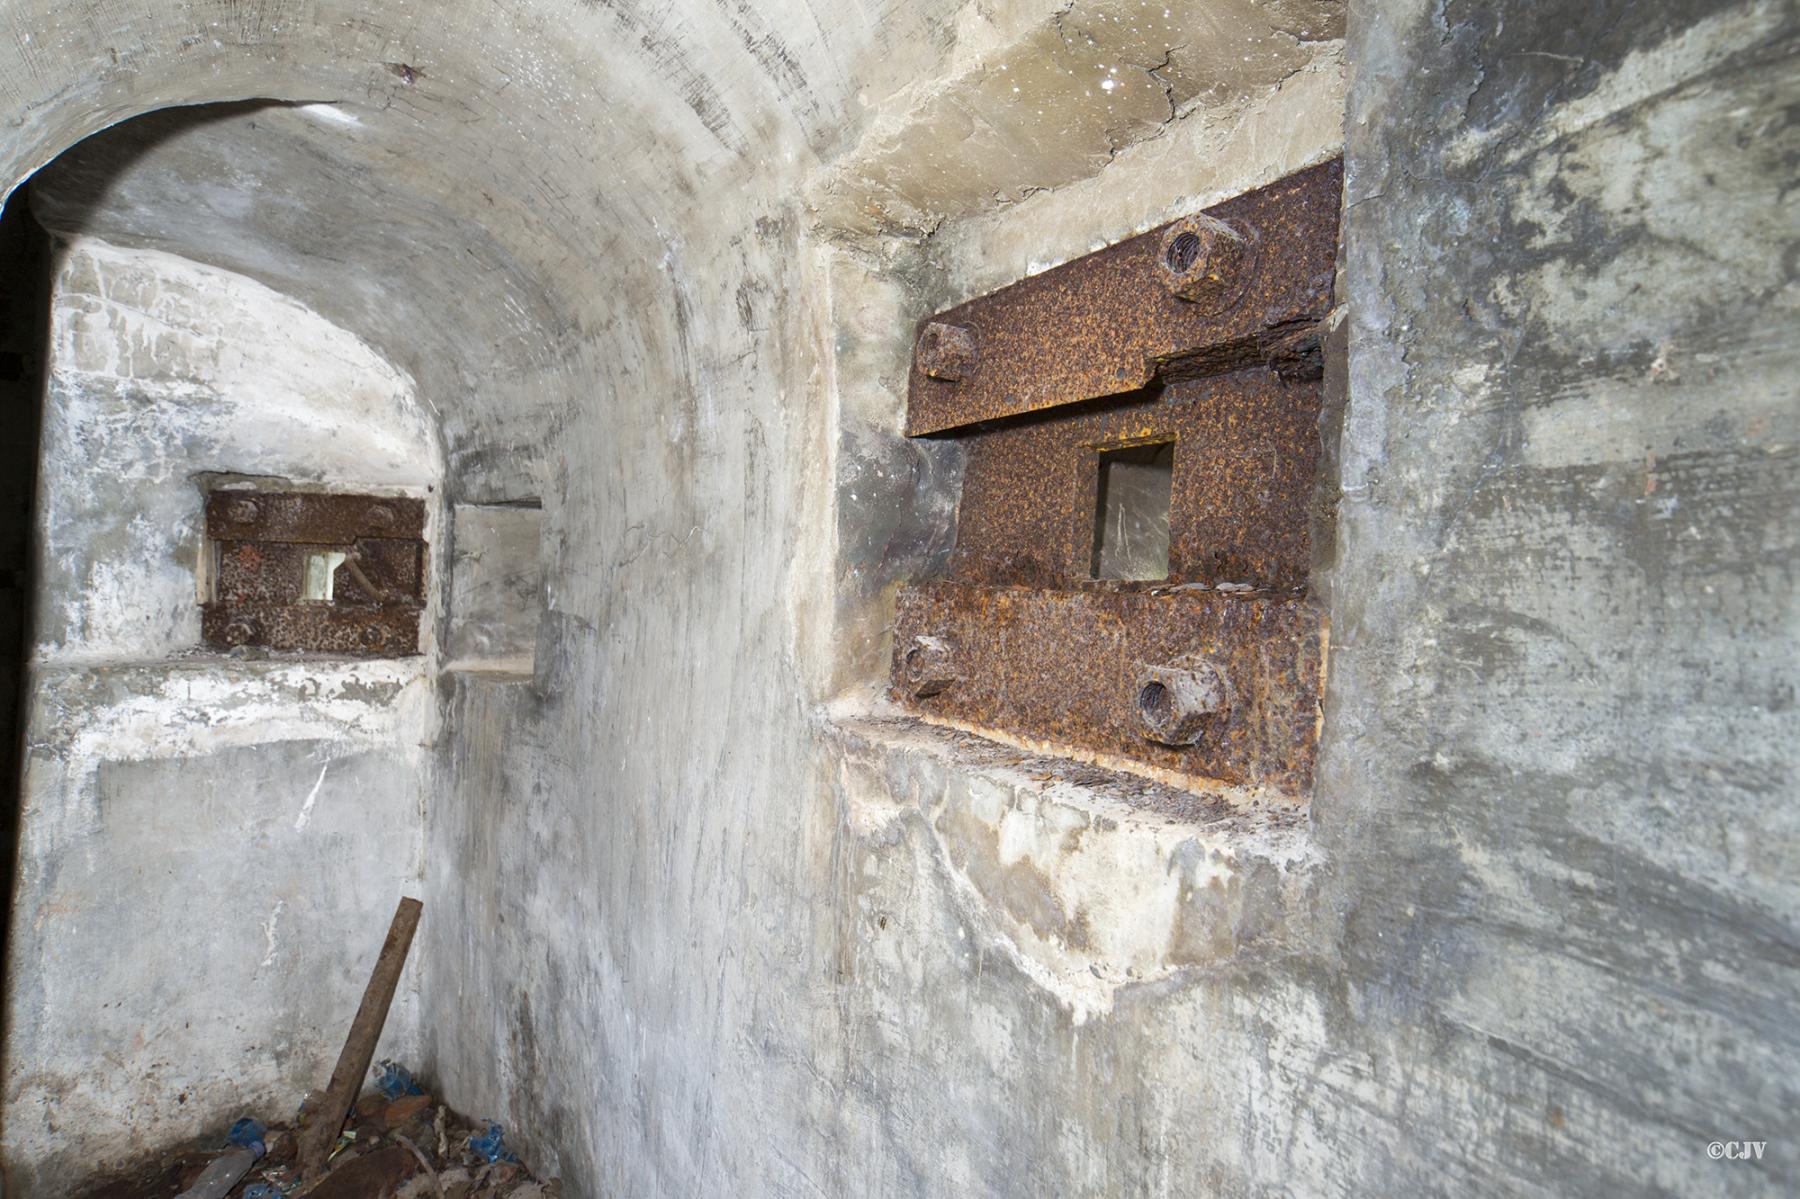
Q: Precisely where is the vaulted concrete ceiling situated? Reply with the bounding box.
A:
[30,100,575,412]
[7,0,1342,505]
[6,0,942,497]
[28,99,590,487]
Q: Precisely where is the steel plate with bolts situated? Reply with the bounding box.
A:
[893,160,1342,798]
[202,491,427,656]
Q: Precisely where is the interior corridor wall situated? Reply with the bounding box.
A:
[3,236,438,1185]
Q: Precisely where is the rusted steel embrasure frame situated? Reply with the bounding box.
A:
[202,491,427,656]
[904,158,1342,437]
[893,160,1343,798]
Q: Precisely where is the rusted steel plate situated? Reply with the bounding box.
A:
[336,539,425,604]
[203,491,427,655]
[892,581,1325,796]
[214,540,307,605]
[905,158,1341,436]
[205,491,426,544]
[202,602,422,656]
[214,539,425,605]
[948,370,1321,594]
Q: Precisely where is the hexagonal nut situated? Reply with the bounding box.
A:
[1156,215,1252,311]
[901,634,958,699]
[915,321,979,382]
[221,617,261,648]
[1135,655,1229,746]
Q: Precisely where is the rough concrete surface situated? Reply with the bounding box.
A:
[0,0,1792,1197]
[447,503,543,676]
[4,234,439,1185]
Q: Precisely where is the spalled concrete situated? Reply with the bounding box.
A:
[0,1,1793,1197]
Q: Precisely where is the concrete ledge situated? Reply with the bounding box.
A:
[824,708,1319,1021]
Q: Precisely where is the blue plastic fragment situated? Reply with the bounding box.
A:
[243,1185,279,1199]
[228,1117,268,1157]
[468,1121,518,1164]
[375,1059,425,1099]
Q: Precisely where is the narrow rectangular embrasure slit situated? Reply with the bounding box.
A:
[301,550,348,602]
[1091,440,1174,580]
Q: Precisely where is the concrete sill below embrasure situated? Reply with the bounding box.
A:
[20,655,432,775]
[822,706,1320,1021]
[443,656,535,681]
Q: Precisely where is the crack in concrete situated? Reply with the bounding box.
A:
[294,760,330,831]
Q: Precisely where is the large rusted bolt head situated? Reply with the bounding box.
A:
[915,321,978,382]
[902,634,958,698]
[1135,655,1229,746]
[359,624,393,653]
[225,498,261,525]
[221,617,261,647]
[366,504,397,530]
[1157,215,1252,311]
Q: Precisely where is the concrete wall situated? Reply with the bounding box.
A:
[4,237,439,1185]
[0,1,1792,1196]
[1321,1,1800,1191]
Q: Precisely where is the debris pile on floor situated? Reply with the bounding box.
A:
[74,901,548,1198]
[73,1062,558,1199]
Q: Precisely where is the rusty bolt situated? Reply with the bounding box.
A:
[358,624,392,653]
[1135,655,1229,746]
[902,634,958,698]
[225,498,261,525]
[1156,215,1253,311]
[366,504,397,530]
[221,617,261,647]
[915,322,978,382]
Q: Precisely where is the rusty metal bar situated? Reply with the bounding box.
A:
[205,491,426,544]
[905,159,1341,436]
[202,603,422,656]
[893,581,1325,795]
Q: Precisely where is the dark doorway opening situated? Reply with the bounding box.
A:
[0,184,52,986]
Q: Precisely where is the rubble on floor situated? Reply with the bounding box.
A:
[72,1069,558,1199]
